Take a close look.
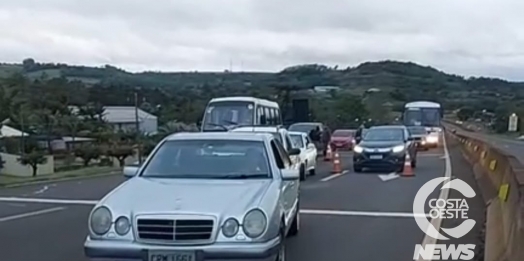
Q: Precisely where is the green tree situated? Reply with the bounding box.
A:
[105,144,134,167]
[457,107,475,121]
[18,150,48,177]
[74,144,102,166]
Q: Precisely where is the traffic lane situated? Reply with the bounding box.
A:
[0,203,422,261]
[304,151,353,182]
[0,174,125,200]
[0,204,89,261]
[301,150,446,213]
[436,134,486,256]
[288,214,424,261]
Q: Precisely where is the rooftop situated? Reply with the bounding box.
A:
[69,106,157,123]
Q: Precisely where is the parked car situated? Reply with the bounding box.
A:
[289,131,317,180]
[353,125,417,172]
[407,126,430,150]
[288,122,331,154]
[330,129,356,150]
[84,132,301,261]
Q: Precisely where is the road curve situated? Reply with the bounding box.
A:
[0,135,485,261]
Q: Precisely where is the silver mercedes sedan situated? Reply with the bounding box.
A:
[84,132,302,261]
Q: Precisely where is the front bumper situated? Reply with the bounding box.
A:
[84,236,280,261]
[353,152,405,170]
[330,142,352,150]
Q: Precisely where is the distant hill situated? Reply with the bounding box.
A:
[2,59,524,111]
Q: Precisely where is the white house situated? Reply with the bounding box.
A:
[70,106,158,135]
[0,125,28,138]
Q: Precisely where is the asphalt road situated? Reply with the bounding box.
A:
[0,135,485,261]
[446,123,524,164]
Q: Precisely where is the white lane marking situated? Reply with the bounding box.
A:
[320,170,349,182]
[300,209,430,218]
[33,185,49,195]
[0,197,98,205]
[417,133,452,261]
[378,172,400,182]
[0,207,65,222]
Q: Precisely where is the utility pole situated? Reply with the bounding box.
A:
[134,91,142,164]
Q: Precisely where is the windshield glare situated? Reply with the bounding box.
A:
[363,129,405,141]
[203,101,254,130]
[333,130,354,137]
[141,140,270,178]
[290,135,304,148]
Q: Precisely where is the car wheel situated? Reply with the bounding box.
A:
[299,165,306,181]
[309,167,316,176]
[288,205,299,237]
[276,224,286,261]
[353,166,363,173]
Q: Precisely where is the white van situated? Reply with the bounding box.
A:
[201,97,282,131]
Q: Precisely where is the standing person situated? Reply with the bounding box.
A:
[309,126,321,151]
[354,124,365,144]
[321,126,331,156]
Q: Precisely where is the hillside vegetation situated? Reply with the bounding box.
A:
[1,58,524,131]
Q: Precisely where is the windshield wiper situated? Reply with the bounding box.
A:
[215,174,270,179]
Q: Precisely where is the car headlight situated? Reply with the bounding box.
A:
[222,218,239,237]
[90,206,112,235]
[242,209,267,238]
[427,136,438,143]
[114,216,130,235]
[392,145,405,153]
[354,145,363,153]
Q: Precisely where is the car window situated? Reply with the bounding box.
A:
[274,139,291,168]
[284,135,293,150]
[290,134,304,148]
[141,140,271,179]
[305,136,312,145]
[408,127,427,135]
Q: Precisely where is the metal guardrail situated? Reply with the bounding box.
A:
[448,129,524,261]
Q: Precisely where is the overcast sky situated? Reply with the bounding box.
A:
[1,0,524,80]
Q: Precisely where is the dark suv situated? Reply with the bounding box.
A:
[352,125,417,172]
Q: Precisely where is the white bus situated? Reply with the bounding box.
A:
[201,97,282,132]
[403,101,442,132]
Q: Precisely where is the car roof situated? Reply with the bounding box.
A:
[165,132,272,142]
[290,122,322,126]
[231,126,281,132]
[369,125,407,130]
[288,131,307,136]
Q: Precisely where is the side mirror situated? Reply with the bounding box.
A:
[281,169,300,181]
[287,148,301,156]
[123,164,139,178]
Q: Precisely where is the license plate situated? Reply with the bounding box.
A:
[370,155,383,160]
[149,251,195,261]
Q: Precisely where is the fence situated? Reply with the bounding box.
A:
[448,127,524,261]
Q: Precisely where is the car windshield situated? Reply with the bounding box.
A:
[289,123,320,133]
[290,134,304,148]
[408,127,428,135]
[363,129,405,141]
[332,130,354,137]
[202,101,254,131]
[141,140,270,179]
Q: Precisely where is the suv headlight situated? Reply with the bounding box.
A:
[90,206,112,235]
[392,145,405,153]
[222,218,239,237]
[354,145,363,153]
[242,209,267,238]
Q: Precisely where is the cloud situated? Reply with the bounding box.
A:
[1,0,524,80]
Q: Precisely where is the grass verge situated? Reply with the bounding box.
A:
[0,166,121,187]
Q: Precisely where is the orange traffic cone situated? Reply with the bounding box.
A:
[324,145,333,161]
[401,154,414,177]
[331,152,342,173]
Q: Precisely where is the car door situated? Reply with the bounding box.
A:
[304,135,315,169]
[272,139,298,222]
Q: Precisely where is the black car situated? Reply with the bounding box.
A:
[353,125,417,172]
[407,126,430,150]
